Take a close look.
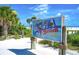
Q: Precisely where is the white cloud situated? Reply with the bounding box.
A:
[59,9,73,13]
[64,15,70,20]
[34,4,48,11]
[43,10,47,13]
[34,10,47,15]
[33,4,48,16]
[29,7,34,9]
[56,13,62,16]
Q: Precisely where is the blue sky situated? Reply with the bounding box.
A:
[0,4,79,27]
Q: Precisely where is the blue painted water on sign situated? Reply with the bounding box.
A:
[32,17,62,42]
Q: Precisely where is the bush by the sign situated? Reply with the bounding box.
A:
[38,40,52,46]
[53,42,60,48]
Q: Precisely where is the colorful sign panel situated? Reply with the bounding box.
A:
[32,17,62,42]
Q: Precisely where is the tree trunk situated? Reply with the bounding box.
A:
[21,30,24,38]
[3,22,8,39]
[0,26,3,36]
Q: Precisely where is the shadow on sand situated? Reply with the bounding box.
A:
[9,48,36,55]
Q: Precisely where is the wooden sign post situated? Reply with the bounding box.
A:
[59,16,67,55]
[30,37,37,49]
[59,26,66,55]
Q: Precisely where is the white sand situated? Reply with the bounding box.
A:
[0,38,79,55]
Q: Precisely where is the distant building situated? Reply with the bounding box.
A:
[66,27,79,34]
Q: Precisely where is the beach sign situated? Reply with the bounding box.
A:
[32,16,62,42]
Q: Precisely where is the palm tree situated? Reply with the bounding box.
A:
[17,23,25,38]
[0,6,19,39]
[26,16,37,28]
[31,16,37,19]
[26,18,31,25]
[0,6,10,38]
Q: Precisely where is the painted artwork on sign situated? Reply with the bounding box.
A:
[32,17,62,42]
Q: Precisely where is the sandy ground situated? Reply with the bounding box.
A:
[0,38,79,55]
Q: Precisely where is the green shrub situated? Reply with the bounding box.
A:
[24,29,32,37]
[14,32,20,39]
[39,40,52,46]
[72,39,79,47]
[68,34,79,47]
[53,42,60,48]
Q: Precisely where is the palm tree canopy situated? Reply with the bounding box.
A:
[31,16,37,19]
[26,16,37,24]
[0,6,19,26]
[26,18,31,24]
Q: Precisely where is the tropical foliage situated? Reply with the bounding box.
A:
[38,40,52,46]
[67,31,79,50]
[26,16,37,25]
[53,42,60,48]
[0,6,31,40]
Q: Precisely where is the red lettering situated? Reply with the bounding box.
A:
[42,27,58,34]
[43,30,48,34]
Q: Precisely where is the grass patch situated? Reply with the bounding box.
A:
[68,43,79,51]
